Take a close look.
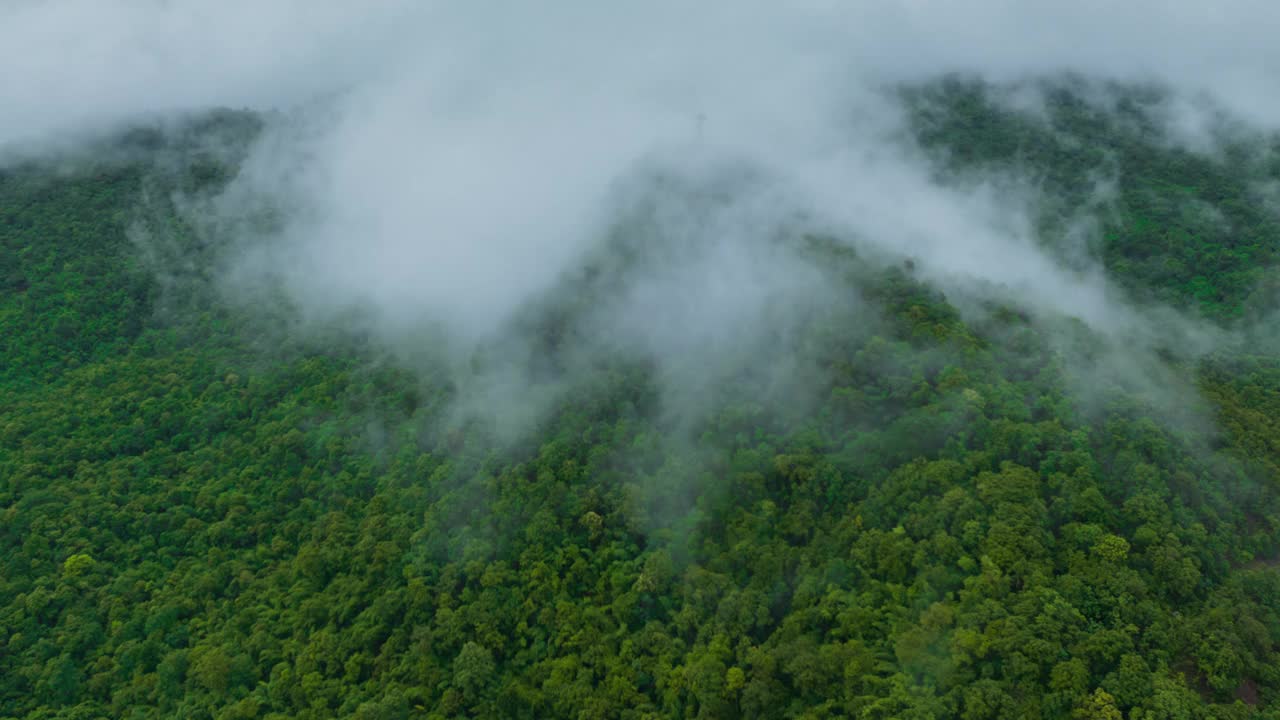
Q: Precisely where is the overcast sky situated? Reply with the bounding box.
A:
[7,1,1280,147]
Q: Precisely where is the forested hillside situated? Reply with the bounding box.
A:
[3,82,1280,720]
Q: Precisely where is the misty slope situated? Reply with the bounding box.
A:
[906,76,1280,320]
[2,84,1280,720]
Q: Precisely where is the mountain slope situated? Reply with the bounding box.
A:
[2,88,1280,720]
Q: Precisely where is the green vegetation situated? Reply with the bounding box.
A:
[906,75,1280,320]
[2,88,1280,719]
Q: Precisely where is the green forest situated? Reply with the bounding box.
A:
[3,80,1280,719]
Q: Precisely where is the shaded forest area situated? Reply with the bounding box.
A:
[2,82,1280,719]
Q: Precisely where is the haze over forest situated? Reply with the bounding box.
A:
[3,3,1280,719]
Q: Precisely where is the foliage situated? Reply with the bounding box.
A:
[2,92,1280,719]
[904,75,1280,320]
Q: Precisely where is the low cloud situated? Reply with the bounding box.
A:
[8,1,1280,435]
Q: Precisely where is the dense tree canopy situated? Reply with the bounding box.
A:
[2,84,1280,719]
